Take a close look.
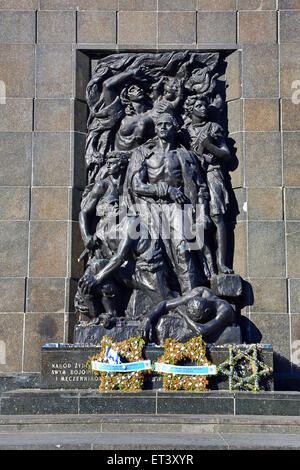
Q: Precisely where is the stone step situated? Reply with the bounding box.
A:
[1,413,300,435]
[1,389,300,417]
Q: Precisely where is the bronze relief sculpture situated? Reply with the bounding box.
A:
[74,51,242,346]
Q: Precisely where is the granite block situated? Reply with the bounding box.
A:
[0,11,35,44]
[30,187,69,221]
[279,0,300,8]
[197,0,236,9]
[291,315,300,373]
[72,132,86,190]
[79,394,156,414]
[79,0,118,9]
[282,99,300,131]
[0,314,24,372]
[75,51,90,101]
[32,132,71,186]
[39,0,78,9]
[68,221,84,279]
[23,313,65,372]
[1,390,78,415]
[0,44,35,98]
[0,278,25,313]
[0,0,38,8]
[238,11,277,44]
[235,397,300,416]
[37,11,75,44]
[158,0,197,10]
[227,100,243,133]
[26,278,66,313]
[157,394,234,415]
[247,188,283,220]
[250,314,290,373]
[280,11,300,42]
[159,11,196,45]
[0,133,32,186]
[197,11,236,44]
[225,51,241,102]
[244,99,279,131]
[280,43,300,98]
[118,11,157,45]
[238,0,276,8]
[289,279,300,314]
[0,186,30,221]
[231,221,247,278]
[119,0,157,10]
[286,222,300,278]
[242,44,279,98]
[283,132,300,186]
[77,11,116,44]
[245,132,281,187]
[72,99,88,133]
[0,99,33,132]
[250,278,288,313]
[34,99,71,132]
[0,221,28,277]
[248,221,286,277]
[36,44,73,99]
[285,188,300,220]
[29,221,68,278]
[228,132,244,189]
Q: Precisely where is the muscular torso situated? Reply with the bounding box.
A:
[115,113,154,151]
[146,150,183,189]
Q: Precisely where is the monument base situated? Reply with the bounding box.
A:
[40,343,273,391]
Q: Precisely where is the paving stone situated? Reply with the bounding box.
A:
[39,0,78,9]
[279,0,300,8]
[78,0,118,9]
[118,0,157,9]
[285,188,300,220]
[197,11,236,44]
[0,0,38,9]
[37,11,76,44]
[158,0,197,10]
[238,0,276,8]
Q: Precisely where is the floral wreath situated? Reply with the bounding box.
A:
[156,336,211,392]
[87,335,147,392]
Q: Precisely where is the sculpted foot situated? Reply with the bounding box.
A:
[218,263,234,275]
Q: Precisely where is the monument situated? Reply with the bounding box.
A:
[73,51,244,348]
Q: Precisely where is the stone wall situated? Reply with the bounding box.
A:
[0,0,300,390]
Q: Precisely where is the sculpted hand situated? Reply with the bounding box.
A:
[78,274,98,296]
[168,187,189,204]
[84,235,96,252]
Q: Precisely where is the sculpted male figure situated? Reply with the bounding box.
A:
[185,96,233,275]
[126,112,211,293]
[141,286,234,345]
